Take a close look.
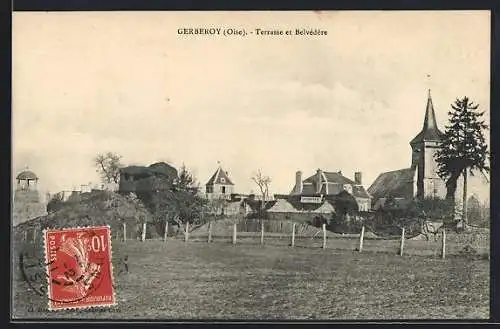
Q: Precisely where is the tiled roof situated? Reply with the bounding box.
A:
[297,170,370,199]
[368,168,415,201]
[273,193,362,213]
[303,171,355,185]
[206,167,234,186]
[323,172,356,185]
[301,183,316,195]
[267,199,300,213]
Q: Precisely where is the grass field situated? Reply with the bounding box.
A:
[12,238,489,320]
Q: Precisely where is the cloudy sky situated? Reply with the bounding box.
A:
[12,11,490,200]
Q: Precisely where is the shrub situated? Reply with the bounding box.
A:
[46,193,65,213]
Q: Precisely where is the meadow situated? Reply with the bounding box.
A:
[12,236,489,320]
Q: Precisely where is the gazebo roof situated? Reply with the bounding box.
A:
[16,170,38,180]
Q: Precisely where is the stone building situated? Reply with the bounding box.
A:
[290,168,371,212]
[203,165,247,216]
[118,162,178,194]
[368,90,489,217]
[12,167,47,226]
[204,165,235,200]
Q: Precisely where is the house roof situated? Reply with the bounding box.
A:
[410,90,443,145]
[273,193,359,213]
[206,166,234,186]
[296,170,370,199]
[368,168,415,201]
[267,198,300,213]
[303,171,355,185]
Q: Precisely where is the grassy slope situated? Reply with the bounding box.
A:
[12,239,489,320]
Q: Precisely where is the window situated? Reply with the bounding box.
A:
[220,178,226,183]
[221,186,226,194]
[206,186,213,193]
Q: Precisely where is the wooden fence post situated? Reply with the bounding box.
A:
[260,220,264,246]
[358,226,365,252]
[441,229,446,259]
[322,224,327,249]
[141,222,147,242]
[232,224,237,245]
[163,221,168,243]
[399,227,405,256]
[123,222,127,242]
[32,228,37,244]
[291,223,296,247]
[208,221,212,243]
[185,222,190,243]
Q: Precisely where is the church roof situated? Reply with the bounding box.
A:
[206,166,234,186]
[410,90,444,145]
[16,169,38,180]
[368,168,415,201]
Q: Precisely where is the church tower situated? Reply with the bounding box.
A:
[409,90,447,200]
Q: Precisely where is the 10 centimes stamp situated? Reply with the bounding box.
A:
[43,226,116,311]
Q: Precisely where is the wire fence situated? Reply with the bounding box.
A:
[15,218,490,260]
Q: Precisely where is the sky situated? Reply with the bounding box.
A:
[12,11,491,201]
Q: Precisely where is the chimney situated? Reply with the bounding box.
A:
[355,172,362,185]
[295,171,303,194]
[316,169,323,194]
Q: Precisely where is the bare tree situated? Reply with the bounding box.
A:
[206,195,228,216]
[251,169,272,211]
[94,152,123,184]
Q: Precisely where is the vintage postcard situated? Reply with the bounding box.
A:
[12,11,490,320]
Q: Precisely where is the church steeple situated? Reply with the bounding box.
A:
[410,89,443,145]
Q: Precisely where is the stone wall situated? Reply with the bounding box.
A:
[13,190,47,226]
[12,202,47,226]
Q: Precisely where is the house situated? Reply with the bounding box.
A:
[203,165,246,216]
[204,165,235,200]
[263,191,363,223]
[290,168,371,212]
[368,90,489,217]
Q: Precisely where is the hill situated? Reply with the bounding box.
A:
[13,190,159,241]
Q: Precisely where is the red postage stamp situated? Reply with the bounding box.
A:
[43,226,116,311]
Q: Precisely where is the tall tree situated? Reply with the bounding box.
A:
[94,152,123,184]
[175,163,199,192]
[136,164,207,235]
[251,169,272,211]
[434,96,489,225]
